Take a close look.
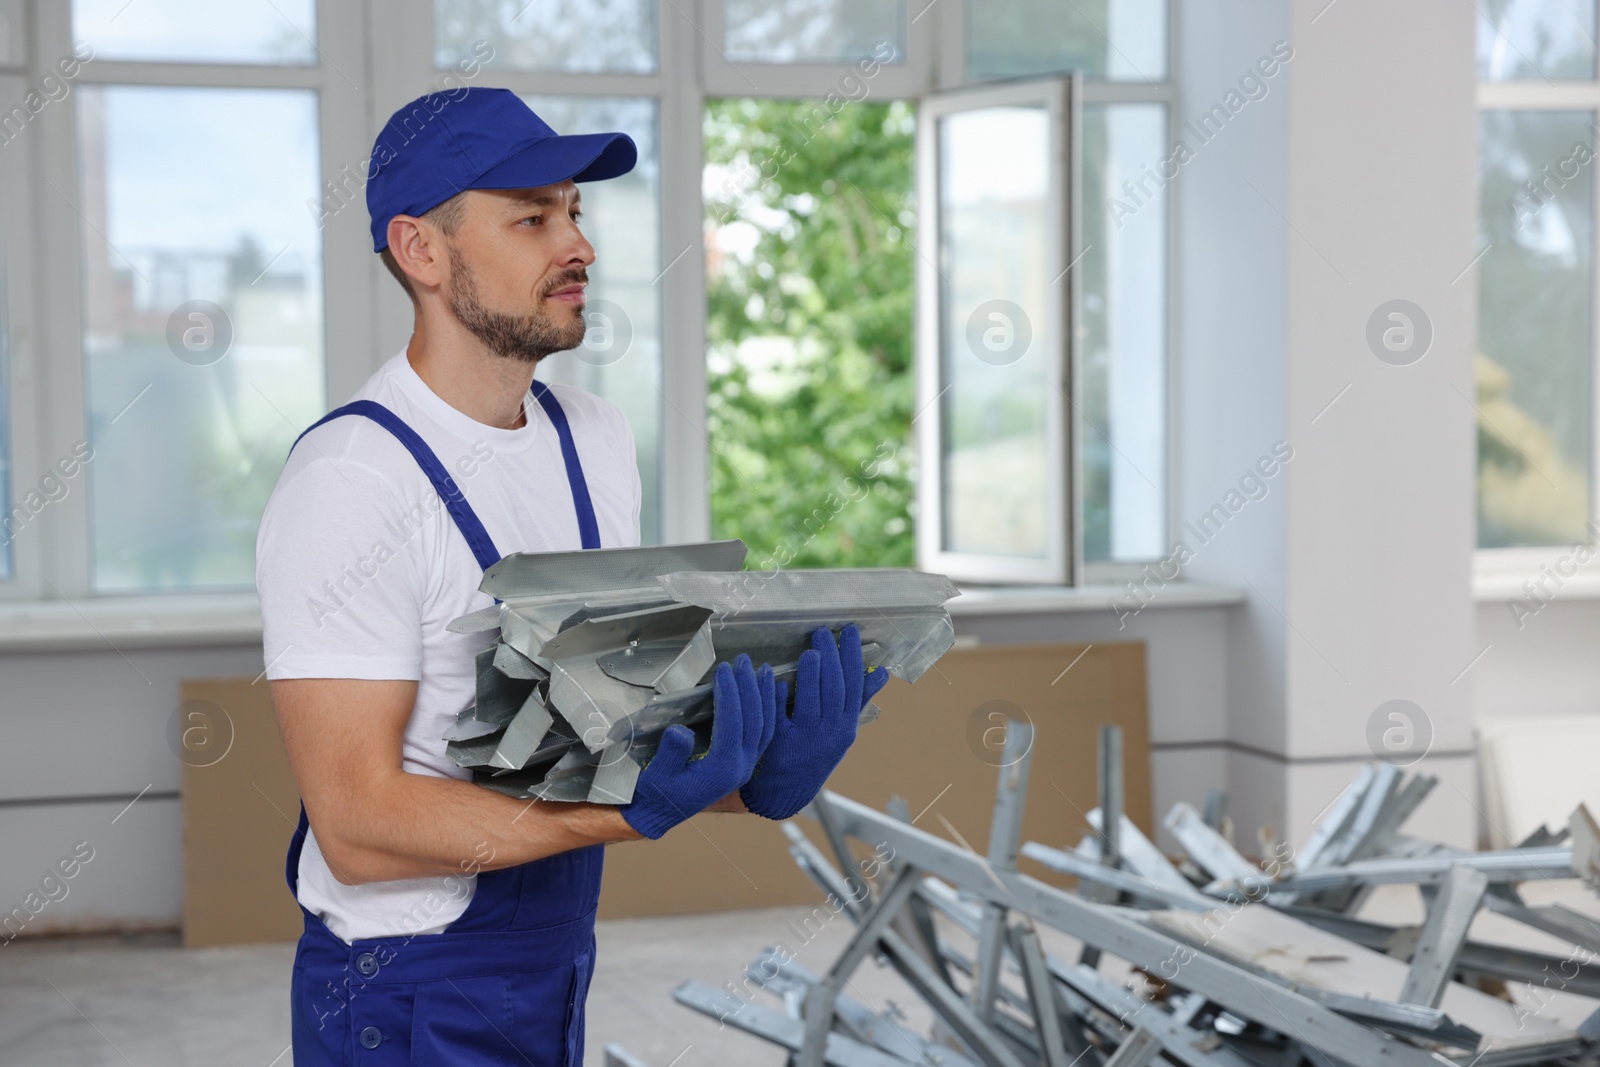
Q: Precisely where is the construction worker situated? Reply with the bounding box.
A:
[256,88,886,1064]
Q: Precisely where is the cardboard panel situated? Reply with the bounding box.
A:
[597,640,1150,918]
[180,678,304,947]
[177,640,1148,939]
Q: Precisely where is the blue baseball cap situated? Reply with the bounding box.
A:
[366,88,637,252]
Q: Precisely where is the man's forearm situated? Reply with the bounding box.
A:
[317,769,644,885]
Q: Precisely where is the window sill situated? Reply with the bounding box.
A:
[1473,571,1600,602]
[948,582,1246,616]
[0,581,1248,653]
[0,593,264,653]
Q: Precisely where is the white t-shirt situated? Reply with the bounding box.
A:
[255,351,641,942]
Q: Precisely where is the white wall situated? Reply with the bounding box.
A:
[1176,0,1481,850]
[1173,0,1293,832]
[1280,0,1479,848]
[0,644,267,934]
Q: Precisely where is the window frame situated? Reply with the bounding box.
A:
[8,0,370,601]
[914,74,1080,585]
[695,0,1179,585]
[0,66,41,595]
[1,0,1178,606]
[1473,75,1600,582]
[697,0,936,97]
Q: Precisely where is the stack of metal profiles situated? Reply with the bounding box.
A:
[653,722,1600,1067]
[441,539,959,806]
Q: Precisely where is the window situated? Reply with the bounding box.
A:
[919,84,1070,582]
[523,94,664,544]
[0,42,35,587]
[434,0,658,74]
[927,8,1171,580]
[1081,102,1167,563]
[0,100,12,582]
[1477,0,1596,81]
[79,85,325,591]
[72,0,318,65]
[722,0,906,65]
[704,97,916,571]
[968,0,1167,82]
[3,0,1174,603]
[1476,2,1600,553]
[66,3,333,593]
[701,1,1171,581]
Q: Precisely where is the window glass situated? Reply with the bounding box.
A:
[1083,103,1166,562]
[72,0,317,65]
[723,0,904,64]
[1477,109,1594,548]
[523,96,662,545]
[703,98,915,569]
[0,260,9,581]
[968,0,1166,82]
[0,3,17,66]
[1477,0,1597,81]
[78,86,324,591]
[436,0,657,74]
[938,105,1053,559]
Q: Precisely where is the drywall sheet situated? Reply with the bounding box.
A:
[1480,715,1600,848]
[598,640,1150,918]
[180,677,304,947]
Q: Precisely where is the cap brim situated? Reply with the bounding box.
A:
[473,131,638,192]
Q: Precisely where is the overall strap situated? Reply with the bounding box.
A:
[529,379,601,551]
[291,399,502,572]
[282,385,602,901]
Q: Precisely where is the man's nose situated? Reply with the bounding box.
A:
[560,224,596,267]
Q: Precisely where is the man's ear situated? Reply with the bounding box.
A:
[387,215,447,293]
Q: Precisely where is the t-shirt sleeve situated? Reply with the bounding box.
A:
[256,453,426,681]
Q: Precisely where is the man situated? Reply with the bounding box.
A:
[256,88,886,1065]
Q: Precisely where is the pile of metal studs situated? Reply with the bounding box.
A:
[442,540,958,806]
[621,721,1600,1067]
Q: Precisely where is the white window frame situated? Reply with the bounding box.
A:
[6,0,370,602]
[0,64,41,595]
[696,0,1179,586]
[0,0,1177,608]
[1473,75,1600,586]
[914,75,1079,585]
[696,0,936,97]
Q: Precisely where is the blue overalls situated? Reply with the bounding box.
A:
[282,380,604,1065]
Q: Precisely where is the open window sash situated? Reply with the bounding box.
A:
[915,75,1080,584]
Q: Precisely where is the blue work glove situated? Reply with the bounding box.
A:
[622,654,776,840]
[739,624,891,821]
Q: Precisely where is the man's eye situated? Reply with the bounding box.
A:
[571,211,583,223]
[521,215,542,226]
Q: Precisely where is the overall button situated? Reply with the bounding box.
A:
[354,952,379,977]
[359,1026,382,1050]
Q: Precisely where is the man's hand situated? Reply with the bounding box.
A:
[739,624,890,821]
[621,654,776,839]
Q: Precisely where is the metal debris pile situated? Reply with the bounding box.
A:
[442,540,958,806]
[651,722,1600,1067]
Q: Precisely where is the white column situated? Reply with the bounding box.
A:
[1178,0,1479,848]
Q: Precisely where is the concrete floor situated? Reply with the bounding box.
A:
[4,883,1600,1066]
[0,904,980,1067]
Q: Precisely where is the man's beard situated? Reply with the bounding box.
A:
[446,248,587,365]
